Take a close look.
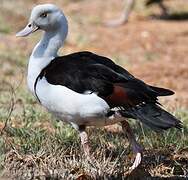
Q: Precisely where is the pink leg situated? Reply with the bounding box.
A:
[121,121,143,170]
[79,129,90,157]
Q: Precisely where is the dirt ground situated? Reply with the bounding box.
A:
[0,0,188,179]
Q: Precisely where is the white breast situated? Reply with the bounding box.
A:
[27,50,54,96]
[35,77,111,125]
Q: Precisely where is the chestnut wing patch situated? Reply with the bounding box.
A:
[105,81,158,108]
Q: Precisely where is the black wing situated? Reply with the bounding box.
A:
[37,51,173,108]
[36,51,181,131]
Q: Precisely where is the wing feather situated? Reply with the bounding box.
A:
[37,51,172,109]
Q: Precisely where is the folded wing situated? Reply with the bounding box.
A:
[37,51,182,131]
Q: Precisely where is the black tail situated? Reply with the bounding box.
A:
[149,85,174,96]
[121,103,182,132]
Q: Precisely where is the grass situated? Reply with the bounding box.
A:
[0,87,188,179]
[0,0,188,179]
[0,60,187,176]
[0,16,11,34]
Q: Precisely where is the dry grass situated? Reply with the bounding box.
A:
[0,101,187,179]
[0,0,188,179]
[1,123,188,179]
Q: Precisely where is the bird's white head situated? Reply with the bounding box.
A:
[16,4,68,37]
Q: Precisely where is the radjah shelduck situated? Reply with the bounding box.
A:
[16,4,182,170]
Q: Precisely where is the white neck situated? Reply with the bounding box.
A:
[32,25,67,58]
[27,21,68,95]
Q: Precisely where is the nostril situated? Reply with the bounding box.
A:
[28,24,32,28]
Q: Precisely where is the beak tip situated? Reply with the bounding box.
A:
[16,32,25,37]
[16,31,25,37]
[15,33,20,37]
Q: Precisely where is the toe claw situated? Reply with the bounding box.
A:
[130,152,142,170]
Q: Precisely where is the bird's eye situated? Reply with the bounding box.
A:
[40,12,48,18]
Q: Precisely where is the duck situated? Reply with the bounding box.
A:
[16,4,182,170]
